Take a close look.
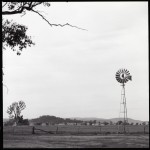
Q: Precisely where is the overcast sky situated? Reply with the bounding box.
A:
[3,2,149,121]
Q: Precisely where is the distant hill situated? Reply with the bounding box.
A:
[29,115,83,124]
[109,118,148,124]
[71,117,148,124]
[4,116,148,125]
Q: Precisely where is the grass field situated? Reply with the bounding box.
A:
[3,134,149,148]
[3,125,149,135]
[3,125,149,148]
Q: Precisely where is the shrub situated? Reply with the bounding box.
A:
[4,119,15,126]
[18,119,29,125]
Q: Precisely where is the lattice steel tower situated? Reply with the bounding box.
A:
[116,69,132,133]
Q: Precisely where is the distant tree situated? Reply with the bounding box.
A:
[4,119,15,126]
[98,122,101,126]
[35,122,42,125]
[93,120,97,125]
[142,122,146,125]
[17,117,29,125]
[130,122,134,125]
[109,121,113,125]
[116,120,123,125]
[22,119,29,125]
[103,121,109,125]
[89,120,93,126]
[18,115,23,123]
[6,101,26,125]
[124,121,129,125]
[84,122,87,126]
[136,123,139,125]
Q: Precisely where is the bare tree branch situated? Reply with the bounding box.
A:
[31,9,53,26]
[28,2,33,8]
[31,2,43,7]
[3,83,9,94]
[2,2,7,8]
[21,11,26,17]
[31,9,88,31]
[51,23,88,31]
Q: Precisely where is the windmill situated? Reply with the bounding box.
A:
[116,69,132,133]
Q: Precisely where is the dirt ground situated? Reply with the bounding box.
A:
[3,134,149,148]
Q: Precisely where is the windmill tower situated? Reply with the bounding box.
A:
[115,69,132,134]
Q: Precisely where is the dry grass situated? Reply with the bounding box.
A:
[3,125,149,148]
[3,134,149,148]
[3,125,149,135]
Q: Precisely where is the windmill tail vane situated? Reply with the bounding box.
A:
[127,75,132,81]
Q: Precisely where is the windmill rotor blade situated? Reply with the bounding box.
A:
[125,69,130,75]
[124,78,128,83]
[116,75,120,78]
[116,75,121,78]
[117,70,121,74]
[118,78,121,83]
[120,69,123,74]
[120,78,123,83]
[116,68,132,84]
[118,69,122,74]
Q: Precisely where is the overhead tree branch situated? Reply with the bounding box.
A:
[2,2,87,31]
[2,2,7,8]
[2,2,88,55]
[31,9,88,31]
[3,2,33,15]
[31,2,43,7]
[2,7,25,15]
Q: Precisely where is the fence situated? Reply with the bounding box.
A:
[3,125,149,135]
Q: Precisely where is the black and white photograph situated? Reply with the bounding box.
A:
[2,1,149,148]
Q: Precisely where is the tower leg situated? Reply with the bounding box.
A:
[118,83,128,134]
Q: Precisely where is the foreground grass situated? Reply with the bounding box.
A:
[3,134,149,148]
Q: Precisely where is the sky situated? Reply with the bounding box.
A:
[3,2,149,121]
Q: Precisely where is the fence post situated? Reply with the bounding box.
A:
[32,126,35,134]
[144,125,145,134]
[55,126,58,134]
[99,125,101,134]
[78,126,80,134]
[22,127,23,135]
[13,126,14,135]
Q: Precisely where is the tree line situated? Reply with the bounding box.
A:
[5,101,148,126]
